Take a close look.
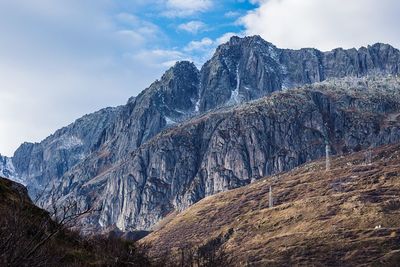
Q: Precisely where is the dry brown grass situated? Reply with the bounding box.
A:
[143,144,400,266]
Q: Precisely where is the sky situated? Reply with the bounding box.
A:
[1,0,400,156]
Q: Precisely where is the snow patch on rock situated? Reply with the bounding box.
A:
[58,136,84,150]
[0,155,24,185]
[229,65,241,105]
[165,116,177,125]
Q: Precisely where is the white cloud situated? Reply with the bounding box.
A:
[114,17,161,48]
[131,49,188,68]
[178,21,207,34]
[240,0,400,51]
[184,38,214,52]
[164,0,213,17]
[185,32,242,53]
[116,13,160,35]
[166,0,212,11]
[224,11,241,18]
[116,30,147,45]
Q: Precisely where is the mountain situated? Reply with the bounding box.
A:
[47,76,400,231]
[4,36,400,232]
[143,143,400,266]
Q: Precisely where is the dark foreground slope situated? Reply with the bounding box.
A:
[0,177,151,266]
[144,144,400,266]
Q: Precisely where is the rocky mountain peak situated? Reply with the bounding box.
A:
[368,42,395,50]
[168,61,198,76]
[213,35,277,61]
[149,60,200,118]
[198,35,283,111]
[226,35,274,48]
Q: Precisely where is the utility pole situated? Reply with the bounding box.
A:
[269,185,273,208]
[365,148,372,165]
[324,122,331,172]
[325,142,331,171]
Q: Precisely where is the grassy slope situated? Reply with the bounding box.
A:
[144,144,400,266]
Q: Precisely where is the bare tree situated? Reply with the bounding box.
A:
[171,242,231,267]
[0,184,100,266]
[0,192,61,266]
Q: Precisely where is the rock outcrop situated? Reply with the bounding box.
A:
[0,155,19,184]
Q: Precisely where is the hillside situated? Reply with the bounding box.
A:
[0,177,151,266]
[144,143,400,266]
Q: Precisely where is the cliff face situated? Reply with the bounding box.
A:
[12,107,123,194]
[5,36,400,232]
[51,76,400,231]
